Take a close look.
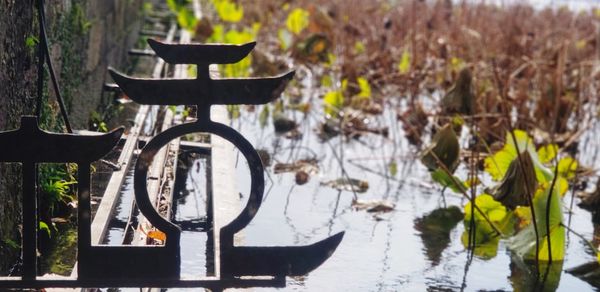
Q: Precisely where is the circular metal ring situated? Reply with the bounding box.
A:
[134,121,265,247]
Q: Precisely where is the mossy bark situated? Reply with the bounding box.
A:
[0,0,143,274]
[0,0,36,275]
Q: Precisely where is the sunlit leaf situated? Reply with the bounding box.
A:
[398,50,411,74]
[509,185,565,261]
[484,130,553,183]
[558,156,578,179]
[461,231,499,260]
[463,194,514,248]
[39,221,52,238]
[323,90,344,117]
[357,77,371,99]
[576,39,587,50]
[177,8,198,31]
[212,0,244,23]
[537,144,558,164]
[354,41,365,54]
[514,206,532,228]
[286,8,310,35]
[25,35,39,49]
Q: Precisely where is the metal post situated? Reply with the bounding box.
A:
[22,162,37,280]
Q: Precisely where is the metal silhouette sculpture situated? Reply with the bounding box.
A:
[110,38,344,280]
[0,38,343,289]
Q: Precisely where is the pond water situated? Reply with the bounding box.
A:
[212,90,600,291]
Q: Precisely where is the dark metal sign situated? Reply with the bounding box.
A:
[0,38,343,289]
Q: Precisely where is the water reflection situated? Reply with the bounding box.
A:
[510,256,563,292]
[414,206,463,265]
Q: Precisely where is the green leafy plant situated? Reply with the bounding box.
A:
[39,164,77,216]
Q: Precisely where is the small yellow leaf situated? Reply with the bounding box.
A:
[537,144,558,164]
[286,8,310,35]
[357,77,371,99]
[212,0,244,23]
[323,91,344,116]
[398,51,411,74]
[341,79,348,91]
[147,230,166,241]
[558,156,578,179]
[354,41,365,54]
[450,57,465,72]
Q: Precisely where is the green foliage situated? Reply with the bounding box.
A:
[39,221,52,238]
[39,164,77,215]
[2,238,19,250]
[167,0,190,12]
[537,144,558,164]
[510,185,565,261]
[25,35,39,49]
[430,169,466,193]
[286,8,310,35]
[557,156,578,179]
[463,194,514,243]
[166,0,197,30]
[177,8,198,31]
[484,130,553,183]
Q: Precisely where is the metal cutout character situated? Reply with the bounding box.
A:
[0,39,343,289]
[0,116,123,281]
[109,38,344,282]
